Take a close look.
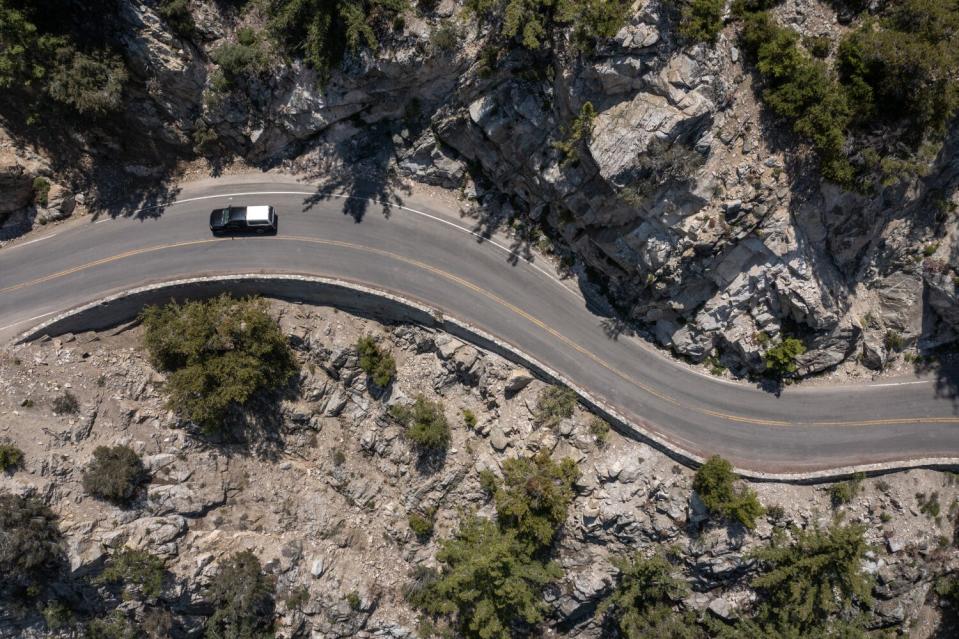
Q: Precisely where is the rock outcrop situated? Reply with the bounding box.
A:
[2,300,957,637]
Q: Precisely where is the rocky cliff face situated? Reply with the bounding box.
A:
[1,301,957,637]
[1,0,957,379]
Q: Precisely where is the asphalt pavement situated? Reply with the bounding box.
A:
[2,175,957,473]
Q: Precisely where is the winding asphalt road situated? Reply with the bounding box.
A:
[1,175,958,474]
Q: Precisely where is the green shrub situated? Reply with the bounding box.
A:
[828,478,860,507]
[838,0,959,140]
[430,21,460,54]
[158,0,196,38]
[478,468,498,495]
[356,335,397,387]
[764,337,807,376]
[87,611,138,639]
[533,385,577,428]
[45,47,127,115]
[409,509,435,539]
[141,295,297,434]
[390,395,450,452]
[588,417,610,446]
[192,120,221,156]
[552,102,596,166]
[42,600,74,631]
[884,330,905,351]
[740,11,854,185]
[465,0,630,50]
[346,589,362,610]
[408,515,561,639]
[599,553,700,638]
[52,390,80,414]
[679,0,725,43]
[204,551,276,639]
[32,177,50,206]
[494,450,579,550]
[693,456,764,529]
[285,584,310,610]
[95,548,166,600]
[918,491,941,518]
[462,408,477,429]
[82,445,147,506]
[267,0,409,79]
[0,2,129,118]
[0,441,23,471]
[0,492,63,593]
[210,36,267,86]
[936,574,959,607]
[804,34,831,59]
[749,520,872,632]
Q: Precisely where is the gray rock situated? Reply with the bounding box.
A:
[489,427,509,452]
[504,369,534,394]
[311,558,327,578]
[688,491,709,528]
[708,597,734,620]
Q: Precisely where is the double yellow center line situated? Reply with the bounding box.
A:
[2,236,957,430]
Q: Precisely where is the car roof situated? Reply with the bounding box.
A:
[246,205,271,222]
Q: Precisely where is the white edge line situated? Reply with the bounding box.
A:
[13,273,959,483]
[131,189,577,295]
[11,232,58,247]
[0,311,57,333]
[4,187,941,394]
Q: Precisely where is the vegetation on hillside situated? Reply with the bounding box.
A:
[465,0,631,50]
[95,549,167,601]
[764,337,807,376]
[734,0,959,188]
[718,520,874,637]
[204,551,276,639]
[0,0,127,118]
[356,334,397,387]
[600,552,701,638]
[411,451,577,636]
[81,445,147,506]
[553,101,596,166]
[533,385,577,428]
[0,441,23,471]
[678,0,725,43]
[266,0,409,79]
[493,450,579,550]
[0,492,63,595]
[390,394,451,452]
[739,10,855,184]
[210,26,269,90]
[693,455,764,529]
[141,295,297,434]
[408,516,562,639]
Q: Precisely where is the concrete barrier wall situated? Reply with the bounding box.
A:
[17,274,959,483]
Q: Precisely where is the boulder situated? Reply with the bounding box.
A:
[795,322,862,376]
[504,369,534,394]
[0,159,33,214]
[36,184,76,224]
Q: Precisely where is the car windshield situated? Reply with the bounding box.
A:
[219,209,230,225]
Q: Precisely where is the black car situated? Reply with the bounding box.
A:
[210,205,277,235]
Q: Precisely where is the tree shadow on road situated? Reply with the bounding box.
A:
[90,174,183,221]
[912,355,959,411]
[298,121,411,223]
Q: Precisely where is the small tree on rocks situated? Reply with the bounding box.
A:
[82,445,147,506]
[692,455,764,529]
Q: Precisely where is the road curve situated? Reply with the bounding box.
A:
[1,175,958,474]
